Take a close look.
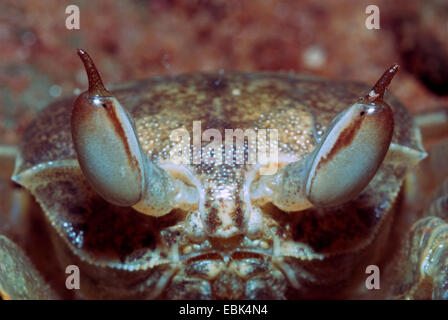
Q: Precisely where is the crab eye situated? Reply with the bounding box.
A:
[305,101,394,207]
[304,65,399,207]
[71,49,145,206]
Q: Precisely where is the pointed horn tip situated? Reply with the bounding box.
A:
[361,64,400,103]
[76,48,91,65]
[380,63,400,84]
[389,64,400,75]
[76,49,110,97]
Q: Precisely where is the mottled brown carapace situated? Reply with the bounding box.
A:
[7,58,434,299]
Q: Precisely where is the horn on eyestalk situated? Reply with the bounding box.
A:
[71,49,179,216]
[268,65,397,210]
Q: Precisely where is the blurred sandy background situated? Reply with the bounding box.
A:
[1,0,448,145]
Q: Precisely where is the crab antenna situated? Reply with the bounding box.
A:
[362,64,399,103]
[77,49,111,96]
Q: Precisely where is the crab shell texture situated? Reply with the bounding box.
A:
[12,72,424,299]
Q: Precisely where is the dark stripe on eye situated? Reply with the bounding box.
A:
[316,117,364,171]
[104,101,142,180]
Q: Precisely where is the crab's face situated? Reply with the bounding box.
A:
[8,51,428,299]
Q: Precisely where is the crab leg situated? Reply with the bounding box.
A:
[395,132,448,299]
[0,145,32,244]
[414,107,448,147]
[396,215,448,299]
[404,108,448,212]
[0,235,57,299]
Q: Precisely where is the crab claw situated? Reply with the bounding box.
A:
[268,65,396,211]
[71,49,181,216]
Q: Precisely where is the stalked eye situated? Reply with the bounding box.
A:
[249,64,400,213]
[305,65,398,207]
[71,49,145,206]
[305,102,394,207]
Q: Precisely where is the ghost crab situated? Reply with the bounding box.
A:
[0,50,447,299]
